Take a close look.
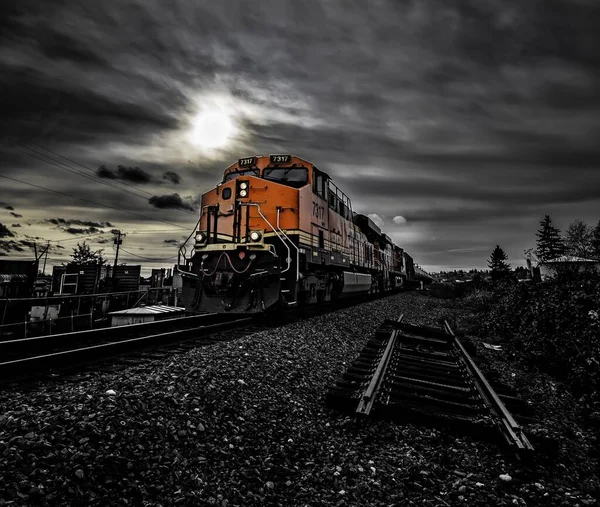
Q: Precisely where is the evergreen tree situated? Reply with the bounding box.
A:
[535,215,565,262]
[488,245,511,281]
[591,220,600,261]
[565,219,592,258]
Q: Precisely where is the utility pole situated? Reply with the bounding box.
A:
[113,230,125,268]
[42,241,50,275]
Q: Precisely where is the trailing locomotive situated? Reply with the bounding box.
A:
[178,155,417,314]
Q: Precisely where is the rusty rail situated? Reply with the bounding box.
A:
[356,314,403,417]
[443,320,533,453]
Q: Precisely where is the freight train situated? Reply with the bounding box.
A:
[178,155,418,314]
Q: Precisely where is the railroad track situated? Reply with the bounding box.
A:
[327,315,534,458]
[0,290,414,384]
[0,313,253,383]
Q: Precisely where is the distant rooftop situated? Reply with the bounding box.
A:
[543,256,600,264]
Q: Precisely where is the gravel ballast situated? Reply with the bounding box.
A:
[0,292,598,506]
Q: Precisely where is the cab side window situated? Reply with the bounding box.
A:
[313,169,327,199]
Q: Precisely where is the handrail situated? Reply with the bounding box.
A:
[244,203,291,274]
[178,209,206,267]
[276,208,300,282]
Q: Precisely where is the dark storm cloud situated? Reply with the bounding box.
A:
[0,240,24,253]
[18,239,37,249]
[97,165,153,184]
[45,218,113,228]
[164,239,179,244]
[148,194,195,212]
[9,212,22,218]
[3,206,14,211]
[11,224,21,228]
[64,227,101,235]
[0,237,51,254]
[0,223,14,238]
[96,165,117,179]
[162,171,182,184]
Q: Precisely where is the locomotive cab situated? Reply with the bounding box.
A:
[180,155,311,313]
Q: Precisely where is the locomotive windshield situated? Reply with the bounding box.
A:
[263,167,308,188]
[223,168,259,182]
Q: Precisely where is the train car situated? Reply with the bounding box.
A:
[178,154,417,314]
[403,251,416,281]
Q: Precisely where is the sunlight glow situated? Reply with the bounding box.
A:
[189,109,235,150]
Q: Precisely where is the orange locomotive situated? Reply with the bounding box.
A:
[178,154,414,313]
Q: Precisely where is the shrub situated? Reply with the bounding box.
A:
[484,271,600,416]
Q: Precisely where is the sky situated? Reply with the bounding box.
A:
[1,0,599,273]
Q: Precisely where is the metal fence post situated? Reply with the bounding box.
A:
[1,297,8,327]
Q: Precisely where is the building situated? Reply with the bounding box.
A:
[539,256,600,280]
[0,259,38,298]
[51,263,103,294]
[112,265,141,291]
[108,304,186,326]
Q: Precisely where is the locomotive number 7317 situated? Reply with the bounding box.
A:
[312,202,325,221]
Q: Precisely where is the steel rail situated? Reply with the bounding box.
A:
[0,317,252,380]
[0,314,216,346]
[443,320,533,453]
[356,314,404,417]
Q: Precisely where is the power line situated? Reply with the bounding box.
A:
[130,229,186,234]
[52,232,112,243]
[118,247,178,262]
[32,144,197,216]
[19,146,157,203]
[33,143,156,197]
[9,144,197,217]
[0,174,189,229]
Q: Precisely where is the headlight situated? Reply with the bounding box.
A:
[239,182,248,190]
[249,231,262,242]
[239,189,248,197]
[195,231,206,243]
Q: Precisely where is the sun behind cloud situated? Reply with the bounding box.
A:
[189,108,235,150]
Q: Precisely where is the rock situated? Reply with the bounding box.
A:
[75,469,84,479]
[499,474,512,482]
[458,485,467,493]
[105,390,117,396]
[265,481,274,490]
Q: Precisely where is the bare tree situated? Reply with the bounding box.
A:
[564,219,592,258]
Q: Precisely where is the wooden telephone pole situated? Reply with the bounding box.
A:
[113,230,125,268]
